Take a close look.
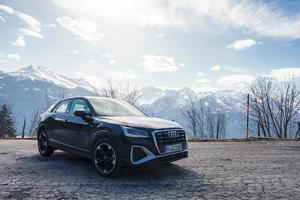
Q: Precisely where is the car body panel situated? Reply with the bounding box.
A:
[36,96,188,167]
[96,116,182,129]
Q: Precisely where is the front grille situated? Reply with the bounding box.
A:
[153,129,187,154]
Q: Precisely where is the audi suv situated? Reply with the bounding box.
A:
[36,96,188,177]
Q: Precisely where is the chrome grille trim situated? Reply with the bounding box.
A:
[151,128,187,154]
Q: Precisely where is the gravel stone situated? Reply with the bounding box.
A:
[0,140,299,199]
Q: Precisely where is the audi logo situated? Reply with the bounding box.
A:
[167,131,179,138]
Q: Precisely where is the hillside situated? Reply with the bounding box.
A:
[0,65,244,137]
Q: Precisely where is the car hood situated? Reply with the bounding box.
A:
[96,116,182,130]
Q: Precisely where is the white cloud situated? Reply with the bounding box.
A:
[141,55,180,72]
[57,16,104,43]
[74,71,84,77]
[104,70,142,80]
[193,84,217,92]
[197,71,205,76]
[218,74,255,88]
[0,4,43,39]
[72,50,80,55]
[101,52,114,58]
[157,33,165,38]
[109,59,116,65]
[210,65,221,71]
[270,68,300,80]
[11,35,26,47]
[18,28,43,39]
[88,60,96,64]
[178,62,185,68]
[16,11,41,33]
[0,15,6,22]
[44,23,57,28]
[196,78,210,83]
[0,5,14,14]
[52,0,300,39]
[0,59,6,63]
[7,53,20,61]
[64,49,81,55]
[227,39,257,50]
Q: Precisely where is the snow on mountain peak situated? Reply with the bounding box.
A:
[9,65,95,91]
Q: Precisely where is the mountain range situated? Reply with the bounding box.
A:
[0,65,245,138]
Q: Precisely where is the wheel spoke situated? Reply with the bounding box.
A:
[38,131,48,152]
[94,143,116,174]
[96,158,105,164]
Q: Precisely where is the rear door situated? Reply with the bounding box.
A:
[66,98,93,151]
[51,99,72,144]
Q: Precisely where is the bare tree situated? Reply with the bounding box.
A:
[245,77,300,138]
[28,109,40,138]
[122,82,142,106]
[181,97,199,139]
[44,87,66,110]
[216,111,227,139]
[98,79,119,99]
[195,102,205,139]
[139,105,166,118]
[181,97,228,140]
[97,79,142,106]
[205,107,216,139]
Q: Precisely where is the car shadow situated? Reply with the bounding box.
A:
[10,151,209,198]
[13,151,204,185]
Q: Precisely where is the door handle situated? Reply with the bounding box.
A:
[54,117,65,122]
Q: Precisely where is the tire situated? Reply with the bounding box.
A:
[92,138,120,177]
[37,129,54,157]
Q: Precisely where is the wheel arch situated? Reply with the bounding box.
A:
[90,127,122,153]
[36,123,47,138]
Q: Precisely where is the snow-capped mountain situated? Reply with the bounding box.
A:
[9,65,95,91]
[0,65,95,134]
[137,87,244,138]
[0,65,245,138]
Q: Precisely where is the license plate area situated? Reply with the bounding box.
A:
[164,143,183,153]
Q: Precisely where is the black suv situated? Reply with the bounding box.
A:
[36,96,188,177]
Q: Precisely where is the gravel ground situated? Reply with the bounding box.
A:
[0,140,299,200]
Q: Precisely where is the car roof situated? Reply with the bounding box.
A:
[57,96,115,102]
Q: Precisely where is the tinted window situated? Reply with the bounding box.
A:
[88,97,145,116]
[70,99,91,115]
[55,100,70,113]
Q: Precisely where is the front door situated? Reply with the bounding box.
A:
[51,99,71,144]
[66,99,93,151]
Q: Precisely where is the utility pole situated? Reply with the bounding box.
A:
[246,93,250,139]
[257,121,261,137]
[21,117,26,139]
[297,122,300,139]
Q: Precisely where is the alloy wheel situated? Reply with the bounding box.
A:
[38,131,48,153]
[94,143,116,174]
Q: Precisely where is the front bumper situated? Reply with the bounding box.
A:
[119,128,188,166]
[129,145,188,166]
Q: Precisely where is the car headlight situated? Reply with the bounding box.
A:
[122,126,149,138]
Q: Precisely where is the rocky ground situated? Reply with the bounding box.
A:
[0,140,299,200]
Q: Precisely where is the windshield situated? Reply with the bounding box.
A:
[88,97,146,116]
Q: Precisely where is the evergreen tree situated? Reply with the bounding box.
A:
[0,104,16,137]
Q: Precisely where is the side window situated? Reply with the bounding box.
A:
[70,99,91,115]
[55,100,70,113]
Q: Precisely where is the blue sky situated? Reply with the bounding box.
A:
[0,0,300,91]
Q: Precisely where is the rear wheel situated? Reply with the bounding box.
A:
[37,129,54,157]
[92,138,120,177]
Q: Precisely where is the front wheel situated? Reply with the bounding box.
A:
[92,138,120,177]
[37,129,54,157]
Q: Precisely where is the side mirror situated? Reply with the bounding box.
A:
[74,110,87,118]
